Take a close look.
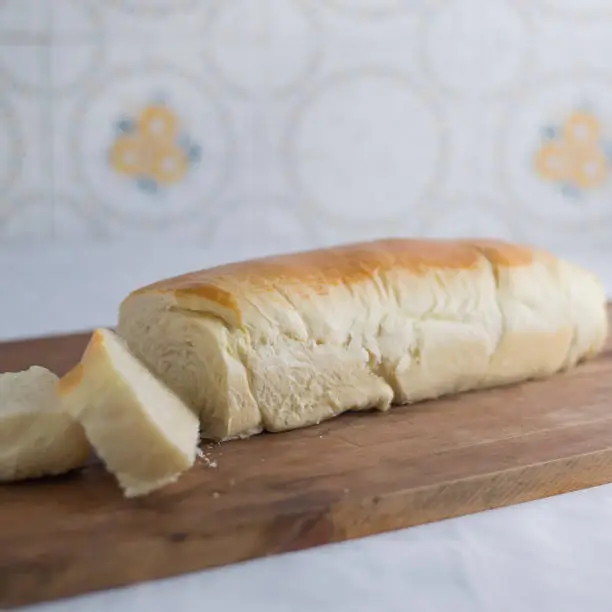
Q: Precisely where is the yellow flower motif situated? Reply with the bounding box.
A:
[138,104,178,142]
[535,141,571,182]
[535,110,609,192]
[110,136,148,177]
[150,143,188,185]
[109,101,198,191]
[564,111,601,148]
[572,147,607,189]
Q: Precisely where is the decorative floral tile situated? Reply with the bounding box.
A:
[51,62,233,234]
[534,109,611,199]
[109,100,203,195]
[500,76,612,247]
[1,0,612,255]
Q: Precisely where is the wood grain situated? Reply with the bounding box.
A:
[1,308,612,608]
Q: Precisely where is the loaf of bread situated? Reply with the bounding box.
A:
[117,238,608,441]
[58,328,200,497]
[0,366,90,481]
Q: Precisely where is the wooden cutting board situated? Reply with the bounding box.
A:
[1,307,612,608]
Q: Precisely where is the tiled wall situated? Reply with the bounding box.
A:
[0,0,611,256]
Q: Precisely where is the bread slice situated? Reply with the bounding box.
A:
[58,328,200,498]
[0,366,90,482]
[117,238,608,441]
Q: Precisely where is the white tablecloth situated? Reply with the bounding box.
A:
[3,241,612,612]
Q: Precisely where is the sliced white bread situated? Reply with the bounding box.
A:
[0,366,90,481]
[118,238,608,441]
[58,328,200,498]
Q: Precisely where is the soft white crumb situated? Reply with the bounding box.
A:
[196,447,205,458]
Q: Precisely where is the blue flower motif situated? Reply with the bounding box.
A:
[116,118,135,134]
[541,125,559,140]
[137,176,158,194]
[602,140,612,162]
[177,133,201,163]
[560,182,581,199]
[188,143,202,163]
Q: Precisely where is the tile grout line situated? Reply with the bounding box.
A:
[41,1,54,240]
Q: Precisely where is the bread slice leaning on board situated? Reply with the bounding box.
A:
[117,238,608,442]
[0,366,90,481]
[58,328,200,497]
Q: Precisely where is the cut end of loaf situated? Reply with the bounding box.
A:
[0,366,90,481]
[0,366,59,416]
[60,327,200,497]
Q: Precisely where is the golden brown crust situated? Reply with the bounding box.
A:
[58,331,106,397]
[84,329,106,355]
[465,240,540,267]
[57,363,84,396]
[128,238,539,304]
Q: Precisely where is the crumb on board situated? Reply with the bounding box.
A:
[196,445,219,468]
[212,491,220,499]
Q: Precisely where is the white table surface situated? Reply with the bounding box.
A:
[3,241,612,612]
